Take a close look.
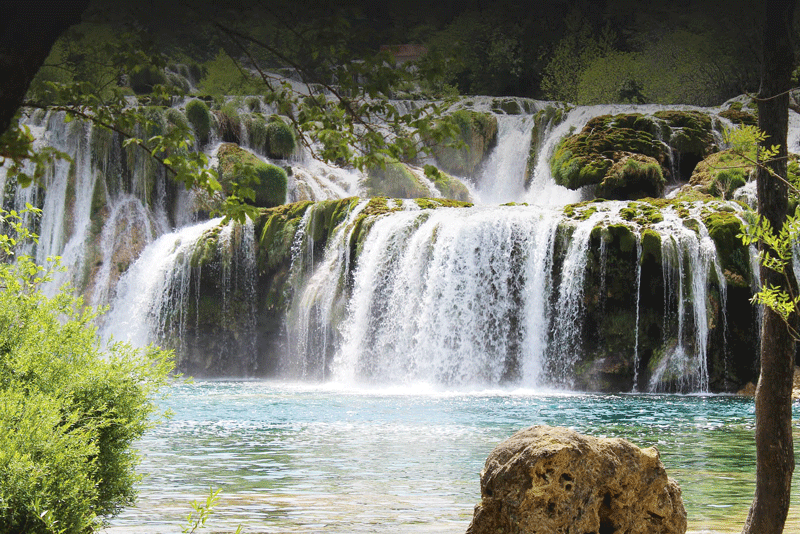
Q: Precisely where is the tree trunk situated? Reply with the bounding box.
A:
[0,0,89,136]
[743,1,797,533]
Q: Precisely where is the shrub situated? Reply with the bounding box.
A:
[185,99,211,145]
[0,208,173,533]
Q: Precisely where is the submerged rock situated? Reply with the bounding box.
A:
[467,426,687,534]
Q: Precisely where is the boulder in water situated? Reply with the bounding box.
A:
[467,425,686,534]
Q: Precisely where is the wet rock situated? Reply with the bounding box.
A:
[467,425,687,534]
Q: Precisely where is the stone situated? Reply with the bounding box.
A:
[467,426,687,534]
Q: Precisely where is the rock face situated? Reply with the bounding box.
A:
[467,426,687,534]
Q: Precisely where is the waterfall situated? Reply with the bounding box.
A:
[283,200,369,379]
[474,115,535,204]
[647,207,726,393]
[632,238,642,391]
[102,218,224,347]
[333,205,562,386]
[4,98,775,392]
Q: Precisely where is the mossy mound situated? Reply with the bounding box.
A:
[423,165,472,202]
[431,110,498,176]
[551,110,718,198]
[217,143,287,208]
[702,210,751,287]
[652,110,716,173]
[595,153,665,200]
[363,160,430,199]
[689,150,752,199]
[265,118,296,159]
[719,101,758,126]
[214,103,241,144]
[550,114,668,191]
[185,99,212,145]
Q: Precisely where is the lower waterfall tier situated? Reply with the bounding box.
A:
[104,197,760,393]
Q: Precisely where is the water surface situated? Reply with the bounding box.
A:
[106,382,800,533]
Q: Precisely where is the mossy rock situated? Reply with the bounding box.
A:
[265,118,296,159]
[690,150,752,199]
[217,143,287,208]
[424,165,472,202]
[653,110,715,157]
[185,99,212,145]
[595,153,665,200]
[214,103,241,144]
[431,110,498,176]
[640,228,662,264]
[363,160,430,199]
[527,105,568,183]
[600,223,637,253]
[550,114,668,190]
[702,210,751,287]
[719,107,758,126]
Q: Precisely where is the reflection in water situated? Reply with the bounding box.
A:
[106,383,800,533]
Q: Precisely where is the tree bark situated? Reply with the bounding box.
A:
[743,1,797,533]
[0,0,89,136]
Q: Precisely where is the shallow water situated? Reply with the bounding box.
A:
[106,382,800,533]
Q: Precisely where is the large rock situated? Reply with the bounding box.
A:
[467,426,687,534]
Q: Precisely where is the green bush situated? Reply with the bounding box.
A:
[266,118,296,159]
[185,99,211,145]
[0,209,173,534]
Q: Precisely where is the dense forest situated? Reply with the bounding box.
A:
[28,0,792,109]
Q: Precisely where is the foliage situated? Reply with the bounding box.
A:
[197,49,262,97]
[541,10,615,103]
[181,488,243,534]
[731,125,800,337]
[0,207,174,533]
[740,210,800,337]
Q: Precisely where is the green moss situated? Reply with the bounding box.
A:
[185,99,211,145]
[128,65,167,94]
[653,110,715,157]
[214,102,242,143]
[719,107,757,126]
[549,113,667,190]
[425,165,472,202]
[605,223,637,253]
[683,218,701,234]
[527,105,568,183]
[414,198,473,210]
[364,160,429,199]
[690,150,752,199]
[431,110,498,176]
[596,154,665,200]
[217,143,288,208]
[239,113,266,153]
[640,228,662,264]
[703,211,751,287]
[265,118,296,159]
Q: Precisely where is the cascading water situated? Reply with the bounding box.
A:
[3,98,775,393]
